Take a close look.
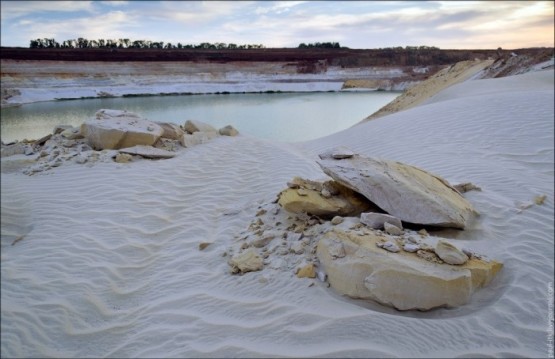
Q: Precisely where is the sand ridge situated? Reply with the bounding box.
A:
[359,59,495,122]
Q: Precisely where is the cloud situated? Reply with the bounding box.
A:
[6,10,140,45]
[0,1,93,21]
[0,0,552,49]
[102,1,129,7]
[254,1,306,15]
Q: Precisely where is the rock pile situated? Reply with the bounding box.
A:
[1,109,240,175]
[228,146,501,311]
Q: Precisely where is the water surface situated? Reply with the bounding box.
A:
[1,91,399,143]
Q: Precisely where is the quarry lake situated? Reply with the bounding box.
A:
[1,91,399,143]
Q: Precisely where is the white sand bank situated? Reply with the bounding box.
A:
[1,70,554,357]
[0,60,418,107]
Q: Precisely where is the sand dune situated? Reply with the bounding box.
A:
[1,70,553,357]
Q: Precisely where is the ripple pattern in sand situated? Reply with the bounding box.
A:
[2,71,554,358]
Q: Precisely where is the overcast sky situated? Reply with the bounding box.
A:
[1,1,553,49]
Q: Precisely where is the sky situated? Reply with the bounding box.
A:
[1,1,553,49]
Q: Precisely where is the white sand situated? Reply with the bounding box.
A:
[1,70,554,357]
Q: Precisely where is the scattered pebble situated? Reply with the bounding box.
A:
[377,240,400,253]
[198,242,211,251]
[331,216,344,225]
[384,222,403,236]
[403,243,420,253]
[534,194,547,205]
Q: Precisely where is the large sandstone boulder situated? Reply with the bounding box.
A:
[156,122,185,140]
[318,151,478,229]
[180,131,219,148]
[1,142,30,158]
[184,120,218,134]
[317,228,502,311]
[80,109,164,150]
[277,177,374,218]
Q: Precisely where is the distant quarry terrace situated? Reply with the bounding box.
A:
[1,46,551,108]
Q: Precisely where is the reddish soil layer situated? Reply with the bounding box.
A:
[0,47,534,67]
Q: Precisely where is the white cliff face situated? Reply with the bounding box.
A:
[0,60,430,107]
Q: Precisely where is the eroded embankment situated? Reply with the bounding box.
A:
[0,59,444,107]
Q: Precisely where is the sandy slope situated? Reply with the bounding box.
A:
[359,59,494,122]
[1,70,554,358]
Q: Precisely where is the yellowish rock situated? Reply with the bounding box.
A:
[317,228,502,311]
[296,263,317,278]
[229,248,263,274]
[198,242,211,251]
[318,153,479,229]
[115,153,133,163]
[534,194,547,205]
[277,177,373,218]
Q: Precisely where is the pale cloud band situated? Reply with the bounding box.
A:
[1,1,553,49]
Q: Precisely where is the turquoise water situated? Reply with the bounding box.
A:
[1,91,399,143]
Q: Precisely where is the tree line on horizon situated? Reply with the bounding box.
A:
[28,38,440,51]
[28,38,267,50]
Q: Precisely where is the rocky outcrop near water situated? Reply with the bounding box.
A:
[0,109,238,175]
[1,47,550,107]
[0,47,506,108]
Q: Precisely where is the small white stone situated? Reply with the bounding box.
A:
[331,146,356,159]
[331,216,344,225]
[407,236,419,244]
[378,240,400,253]
[290,242,305,255]
[384,222,403,236]
[403,243,420,253]
[297,188,308,196]
[435,240,469,265]
[360,212,403,230]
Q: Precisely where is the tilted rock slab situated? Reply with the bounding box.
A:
[80,109,164,150]
[318,152,478,229]
[317,228,502,311]
[118,145,176,159]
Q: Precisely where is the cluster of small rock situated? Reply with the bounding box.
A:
[1,109,239,175]
[227,202,327,279]
[226,146,502,311]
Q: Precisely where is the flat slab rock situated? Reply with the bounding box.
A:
[80,109,164,150]
[318,151,478,229]
[119,145,176,159]
[317,228,502,311]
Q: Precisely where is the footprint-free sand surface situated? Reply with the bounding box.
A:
[1,70,554,358]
